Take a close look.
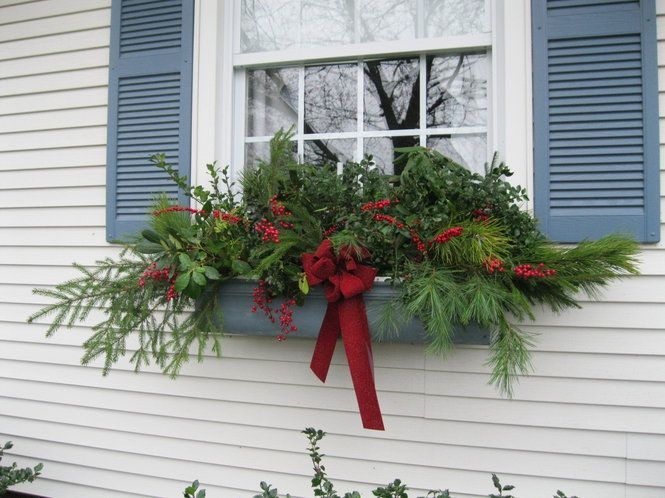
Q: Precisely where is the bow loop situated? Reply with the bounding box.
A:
[302,241,377,303]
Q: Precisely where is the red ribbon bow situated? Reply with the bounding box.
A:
[302,239,384,430]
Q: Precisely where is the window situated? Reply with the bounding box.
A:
[232,0,492,174]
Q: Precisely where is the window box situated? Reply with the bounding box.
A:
[217,279,490,345]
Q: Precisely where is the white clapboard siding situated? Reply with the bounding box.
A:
[0,9,110,43]
[0,67,109,97]
[0,27,110,59]
[0,107,108,134]
[0,145,107,170]
[0,0,664,497]
[0,48,109,79]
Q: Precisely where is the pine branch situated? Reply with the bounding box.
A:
[486,317,534,397]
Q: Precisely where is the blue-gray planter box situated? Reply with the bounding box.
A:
[217,280,490,345]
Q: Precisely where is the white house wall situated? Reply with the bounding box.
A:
[0,1,664,497]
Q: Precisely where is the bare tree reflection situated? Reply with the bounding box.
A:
[247,53,484,173]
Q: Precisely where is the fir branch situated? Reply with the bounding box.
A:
[28,253,222,377]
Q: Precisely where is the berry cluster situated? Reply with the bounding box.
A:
[153,206,206,216]
[270,195,292,217]
[255,219,280,243]
[251,281,298,340]
[279,220,295,229]
[138,262,171,287]
[373,214,405,229]
[323,224,339,238]
[213,210,242,224]
[361,199,398,212]
[251,280,274,322]
[165,284,178,301]
[138,262,179,301]
[276,299,298,341]
[472,209,490,222]
[513,263,557,279]
[432,227,464,244]
[410,228,426,254]
[483,258,506,274]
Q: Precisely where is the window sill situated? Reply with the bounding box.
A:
[217,279,490,345]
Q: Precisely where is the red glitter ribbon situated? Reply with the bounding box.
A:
[302,240,384,430]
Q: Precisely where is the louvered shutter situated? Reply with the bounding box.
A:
[532,0,660,242]
[106,0,194,241]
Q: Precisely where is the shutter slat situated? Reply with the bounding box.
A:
[106,0,193,241]
[551,180,644,190]
[119,0,182,56]
[552,171,644,181]
[550,163,645,173]
[532,0,659,242]
[550,77,642,89]
[550,129,644,139]
[550,86,643,97]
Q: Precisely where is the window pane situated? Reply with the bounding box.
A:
[304,139,356,164]
[245,142,271,167]
[302,0,354,47]
[427,134,487,173]
[239,0,486,53]
[246,68,299,137]
[359,0,417,43]
[364,58,419,131]
[305,64,357,134]
[365,136,418,173]
[246,141,297,167]
[425,0,486,37]
[241,0,300,52]
[427,53,487,128]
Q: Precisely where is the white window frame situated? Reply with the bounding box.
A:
[191,0,533,207]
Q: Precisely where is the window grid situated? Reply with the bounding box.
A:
[243,54,490,166]
[235,0,493,171]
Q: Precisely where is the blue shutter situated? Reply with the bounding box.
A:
[532,0,660,243]
[106,0,194,241]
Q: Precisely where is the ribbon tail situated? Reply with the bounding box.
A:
[339,297,385,431]
[310,301,341,383]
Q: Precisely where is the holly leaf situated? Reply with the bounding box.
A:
[203,266,221,280]
[179,253,193,270]
[231,259,252,275]
[192,271,206,286]
[174,273,190,292]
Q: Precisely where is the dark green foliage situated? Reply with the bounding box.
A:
[0,442,43,495]
[183,480,206,498]
[373,480,408,498]
[554,491,578,498]
[489,474,515,498]
[246,428,578,498]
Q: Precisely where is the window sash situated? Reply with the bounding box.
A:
[233,33,492,68]
[230,0,494,170]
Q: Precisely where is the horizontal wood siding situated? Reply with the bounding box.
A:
[0,0,664,497]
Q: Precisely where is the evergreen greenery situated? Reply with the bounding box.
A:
[0,441,43,495]
[29,131,639,394]
[243,428,579,498]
